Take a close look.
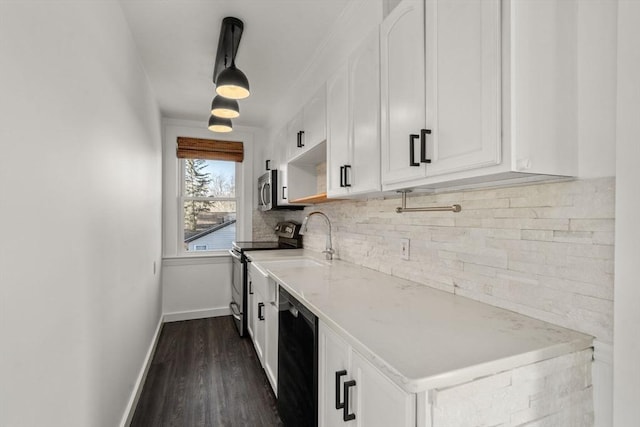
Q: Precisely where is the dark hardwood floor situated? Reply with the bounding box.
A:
[130,316,283,427]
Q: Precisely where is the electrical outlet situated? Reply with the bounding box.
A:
[400,238,410,260]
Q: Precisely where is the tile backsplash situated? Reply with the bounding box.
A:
[259,178,615,344]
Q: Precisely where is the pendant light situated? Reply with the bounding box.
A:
[210,95,240,118]
[215,25,250,100]
[208,115,233,133]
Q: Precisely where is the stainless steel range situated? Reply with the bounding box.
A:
[228,221,302,336]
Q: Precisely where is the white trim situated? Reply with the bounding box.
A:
[162,119,256,257]
[593,340,613,427]
[163,307,231,323]
[119,315,164,427]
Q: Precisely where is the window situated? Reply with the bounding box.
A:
[181,159,237,252]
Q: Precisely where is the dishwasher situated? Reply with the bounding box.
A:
[277,286,318,427]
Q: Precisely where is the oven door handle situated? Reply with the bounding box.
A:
[229,302,242,321]
[228,249,242,261]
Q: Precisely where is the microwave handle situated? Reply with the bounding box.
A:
[261,182,270,206]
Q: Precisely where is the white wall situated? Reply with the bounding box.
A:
[613,0,640,424]
[162,257,232,321]
[0,2,162,427]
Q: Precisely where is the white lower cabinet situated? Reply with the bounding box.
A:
[247,263,266,362]
[318,321,415,427]
[247,263,279,394]
[264,278,279,394]
[247,268,256,340]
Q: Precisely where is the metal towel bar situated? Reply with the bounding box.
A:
[395,190,461,213]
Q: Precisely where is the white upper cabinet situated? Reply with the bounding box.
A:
[327,29,381,198]
[381,0,578,191]
[423,0,501,177]
[348,29,381,196]
[289,85,327,160]
[286,112,304,161]
[327,63,350,198]
[380,0,427,186]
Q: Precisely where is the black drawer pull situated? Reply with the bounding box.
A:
[282,186,287,200]
[421,129,432,164]
[258,302,265,320]
[409,134,419,166]
[299,130,305,147]
[249,280,253,295]
[265,159,271,170]
[343,379,356,421]
[335,370,347,409]
[340,166,345,188]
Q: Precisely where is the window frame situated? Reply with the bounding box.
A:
[178,158,240,255]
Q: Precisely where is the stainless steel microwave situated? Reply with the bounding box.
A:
[257,170,303,211]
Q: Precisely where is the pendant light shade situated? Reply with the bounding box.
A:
[211,95,240,118]
[215,64,250,99]
[208,115,233,133]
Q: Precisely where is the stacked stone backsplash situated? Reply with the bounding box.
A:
[252,210,286,241]
[275,178,615,344]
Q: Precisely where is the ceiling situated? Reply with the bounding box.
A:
[119,0,352,129]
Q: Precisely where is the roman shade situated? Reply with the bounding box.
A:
[176,137,244,162]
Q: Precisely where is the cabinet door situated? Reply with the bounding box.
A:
[318,322,352,427]
[303,84,327,151]
[287,112,304,160]
[326,63,350,198]
[254,287,266,364]
[274,127,295,206]
[424,0,501,176]
[380,0,427,186]
[247,270,255,339]
[350,351,415,427]
[349,29,381,195]
[264,280,279,394]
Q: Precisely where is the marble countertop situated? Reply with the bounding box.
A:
[246,249,593,393]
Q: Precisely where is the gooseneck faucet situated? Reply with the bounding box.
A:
[300,211,334,260]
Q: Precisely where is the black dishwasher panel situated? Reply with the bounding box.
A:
[277,287,318,427]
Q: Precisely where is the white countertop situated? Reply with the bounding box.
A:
[246,250,593,393]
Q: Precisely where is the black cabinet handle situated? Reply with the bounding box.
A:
[249,280,253,295]
[420,129,432,164]
[296,131,300,147]
[258,302,265,320]
[335,370,347,409]
[409,134,420,166]
[265,159,271,170]
[344,165,351,187]
[340,166,345,188]
[299,130,305,147]
[343,380,356,421]
[282,186,287,200]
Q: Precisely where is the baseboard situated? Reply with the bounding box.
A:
[163,306,231,323]
[593,340,613,427]
[119,315,164,427]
